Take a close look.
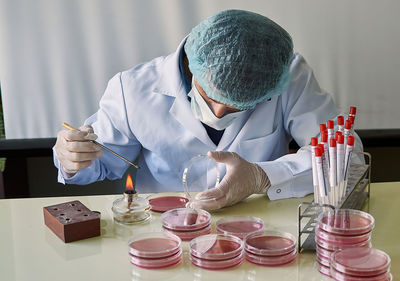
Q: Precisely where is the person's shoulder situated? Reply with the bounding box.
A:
[121,55,169,81]
[289,52,311,72]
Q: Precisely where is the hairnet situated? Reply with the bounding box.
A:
[184,10,294,110]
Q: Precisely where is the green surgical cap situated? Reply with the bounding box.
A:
[184,9,294,110]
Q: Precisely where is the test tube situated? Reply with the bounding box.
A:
[318,144,332,204]
[329,139,338,206]
[337,135,345,202]
[321,133,329,170]
[343,120,352,146]
[311,137,320,204]
[337,116,344,134]
[342,136,355,199]
[315,147,329,205]
[327,120,335,140]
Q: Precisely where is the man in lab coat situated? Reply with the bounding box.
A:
[54,10,356,210]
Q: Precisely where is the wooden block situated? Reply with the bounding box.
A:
[43,200,100,243]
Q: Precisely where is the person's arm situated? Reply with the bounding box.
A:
[53,72,142,185]
[258,54,363,200]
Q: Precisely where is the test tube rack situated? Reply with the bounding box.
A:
[297,152,371,253]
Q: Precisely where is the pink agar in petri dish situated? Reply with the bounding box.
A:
[190,234,243,260]
[330,267,392,281]
[316,253,330,267]
[317,262,331,277]
[190,251,244,270]
[128,232,181,259]
[149,196,189,212]
[163,224,211,241]
[161,208,211,231]
[315,225,371,245]
[315,235,371,252]
[245,248,297,266]
[216,216,264,239]
[317,209,374,236]
[244,230,296,256]
[129,249,182,269]
[331,247,391,277]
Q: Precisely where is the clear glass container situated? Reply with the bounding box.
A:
[112,191,151,224]
[244,230,297,256]
[161,207,211,231]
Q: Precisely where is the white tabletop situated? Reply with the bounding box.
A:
[0,182,398,281]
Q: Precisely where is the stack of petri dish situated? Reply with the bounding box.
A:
[189,233,244,270]
[216,216,265,239]
[161,208,212,241]
[128,232,182,269]
[330,247,392,281]
[244,230,297,266]
[315,209,375,277]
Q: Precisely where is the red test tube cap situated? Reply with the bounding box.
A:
[335,131,343,140]
[330,138,336,147]
[327,120,334,129]
[347,135,355,146]
[350,106,357,115]
[337,116,344,125]
[345,120,352,130]
[321,132,328,143]
[311,137,318,146]
[348,115,355,124]
[338,135,344,144]
[317,144,324,154]
[320,124,327,133]
[315,147,322,157]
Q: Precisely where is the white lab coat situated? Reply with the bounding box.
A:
[54,38,351,200]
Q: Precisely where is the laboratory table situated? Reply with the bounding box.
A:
[0,182,398,281]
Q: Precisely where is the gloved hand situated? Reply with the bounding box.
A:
[189,151,270,211]
[54,125,102,176]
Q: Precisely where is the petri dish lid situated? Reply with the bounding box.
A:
[129,249,182,269]
[128,232,181,259]
[148,193,189,213]
[317,209,374,236]
[163,224,211,241]
[216,216,265,240]
[315,234,371,252]
[331,247,391,277]
[330,267,392,281]
[161,208,211,231]
[315,225,371,245]
[244,230,297,256]
[182,154,220,200]
[190,251,244,270]
[245,248,297,266]
[317,262,332,278]
[190,233,244,261]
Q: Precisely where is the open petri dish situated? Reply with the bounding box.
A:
[315,234,371,252]
[128,232,181,259]
[163,224,211,241]
[182,154,220,201]
[317,209,374,236]
[161,208,211,231]
[216,216,265,239]
[245,248,297,266]
[190,233,244,261]
[330,267,392,281]
[315,225,371,245]
[331,247,391,277]
[190,251,244,270]
[129,249,182,269]
[244,230,296,256]
[148,193,189,213]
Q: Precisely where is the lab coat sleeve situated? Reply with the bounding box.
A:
[54,72,142,185]
[257,54,340,200]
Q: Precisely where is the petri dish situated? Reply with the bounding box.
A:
[315,225,371,245]
[245,248,297,266]
[317,262,331,277]
[316,252,331,267]
[128,232,181,259]
[148,194,189,213]
[244,230,296,256]
[129,249,182,269]
[315,235,371,252]
[182,154,220,201]
[331,247,391,277]
[163,224,211,241]
[216,216,265,239]
[190,251,244,270]
[161,208,211,231]
[330,267,392,281]
[316,244,334,259]
[317,209,374,236]
[190,234,244,261]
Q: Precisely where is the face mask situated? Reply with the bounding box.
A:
[188,80,245,130]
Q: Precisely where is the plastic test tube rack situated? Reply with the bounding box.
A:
[297,152,372,253]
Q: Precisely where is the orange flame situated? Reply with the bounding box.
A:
[125,174,134,190]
